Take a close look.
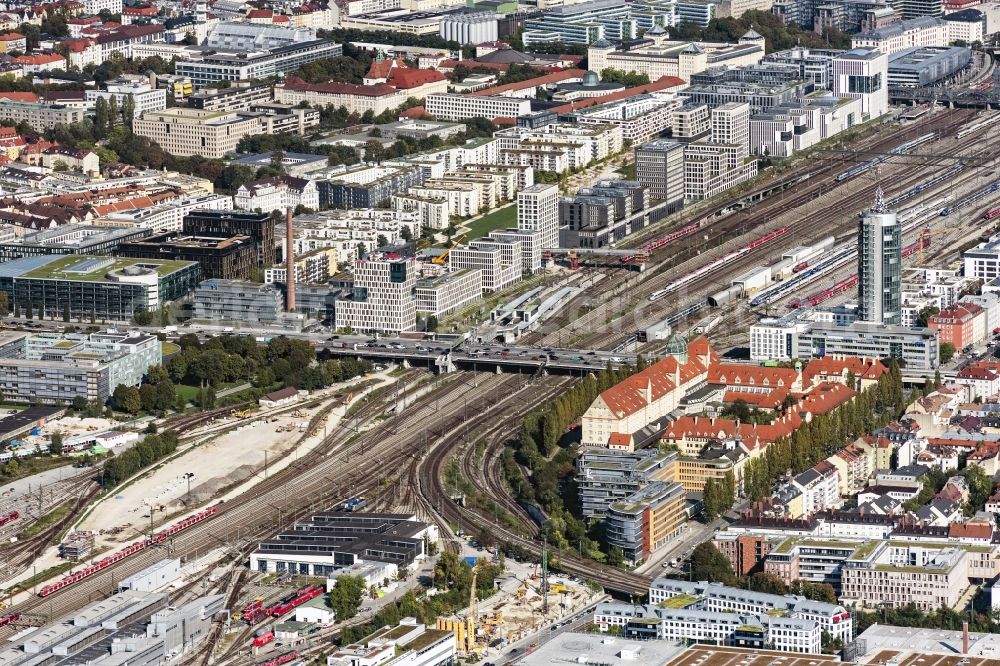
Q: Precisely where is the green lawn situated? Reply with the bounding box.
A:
[463,205,518,239]
[161,341,180,355]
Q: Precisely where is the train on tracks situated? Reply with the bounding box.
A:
[834,132,935,183]
[0,511,19,528]
[985,206,1000,220]
[621,220,707,264]
[648,226,791,302]
[39,505,220,597]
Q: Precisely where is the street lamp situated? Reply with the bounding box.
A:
[183,472,195,504]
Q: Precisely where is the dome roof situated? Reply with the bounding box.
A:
[590,38,613,48]
[646,24,666,35]
[742,28,763,39]
[583,70,599,86]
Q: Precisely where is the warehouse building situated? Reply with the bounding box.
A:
[0,255,200,322]
[250,512,437,576]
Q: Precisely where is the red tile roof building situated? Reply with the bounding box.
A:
[929,302,985,351]
[274,72,448,116]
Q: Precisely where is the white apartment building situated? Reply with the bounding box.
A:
[392,194,450,230]
[407,182,480,218]
[830,48,889,120]
[415,269,483,316]
[711,101,750,151]
[488,228,542,275]
[278,210,420,263]
[133,108,258,159]
[963,236,1000,281]
[683,142,758,201]
[420,138,501,173]
[424,93,531,121]
[494,123,624,171]
[840,542,969,610]
[790,463,841,513]
[648,579,854,644]
[587,35,764,83]
[594,604,823,654]
[85,0,123,14]
[573,93,680,144]
[334,255,417,334]
[234,176,320,213]
[518,183,560,250]
[85,78,167,116]
[264,248,337,286]
[450,241,521,293]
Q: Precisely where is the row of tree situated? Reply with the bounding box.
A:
[668,10,851,52]
[702,470,737,520]
[101,430,179,488]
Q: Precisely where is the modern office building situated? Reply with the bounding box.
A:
[857,189,902,325]
[0,226,150,261]
[887,45,972,86]
[318,165,425,209]
[559,180,657,248]
[327,618,455,666]
[449,241,522,293]
[0,331,161,404]
[635,139,686,210]
[182,210,276,267]
[335,254,417,334]
[605,480,688,562]
[85,77,167,115]
[186,82,272,112]
[174,40,343,87]
[576,449,678,518]
[517,183,560,250]
[0,255,199,321]
[831,48,889,120]
[852,17,947,53]
[414,269,483,317]
[117,233,258,281]
[192,279,289,326]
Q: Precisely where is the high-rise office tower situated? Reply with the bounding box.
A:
[857,187,901,325]
[635,139,685,212]
[518,183,560,250]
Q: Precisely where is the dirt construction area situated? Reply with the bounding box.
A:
[75,372,395,552]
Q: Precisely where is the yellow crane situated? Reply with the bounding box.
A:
[916,227,951,264]
[433,234,467,265]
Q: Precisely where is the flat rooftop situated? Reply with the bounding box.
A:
[667,645,842,666]
[518,633,685,666]
[7,254,194,281]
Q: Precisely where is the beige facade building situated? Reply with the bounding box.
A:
[133,108,258,159]
[0,101,85,131]
[840,541,971,610]
[587,33,765,84]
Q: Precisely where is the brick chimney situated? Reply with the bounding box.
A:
[285,207,295,312]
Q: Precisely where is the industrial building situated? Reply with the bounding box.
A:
[0,587,223,665]
[0,330,161,404]
[0,255,200,322]
[250,512,436,576]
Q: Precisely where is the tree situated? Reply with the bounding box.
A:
[400,226,413,243]
[703,478,720,520]
[377,234,389,248]
[916,305,940,327]
[25,301,32,320]
[121,93,136,129]
[426,315,439,332]
[0,292,7,317]
[749,572,789,595]
[939,342,956,364]
[62,302,70,322]
[328,575,366,621]
[52,160,68,172]
[133,308,153,326]
[94,96,109,138]
[49,431,63,456]
[112,384,142,414]
[689,542,736,585]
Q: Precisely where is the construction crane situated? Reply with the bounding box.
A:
[466,564,478,653]
[433,234,467,265]
[917,227,950,264]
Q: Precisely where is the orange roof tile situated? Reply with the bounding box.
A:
[471,68,587,96]
[548,75,686,114]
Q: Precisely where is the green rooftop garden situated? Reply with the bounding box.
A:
[23,256,194,282]
[659,594,701,609]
